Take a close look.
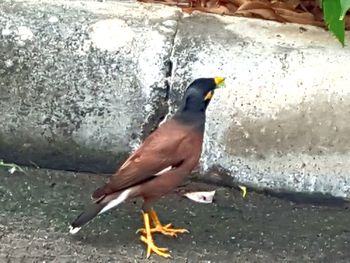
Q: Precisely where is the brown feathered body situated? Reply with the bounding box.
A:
[93,118,203,210]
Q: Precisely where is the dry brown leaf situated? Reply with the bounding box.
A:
[300,0,320,9]
[346,16,350,30]
[275,7,315,19]
[271,1,297,11]
[236,9,286,22]
[237,1,272,11]
[279,14,318,25]
[184,190,216,203]
[236,1,286,22]
[225,2,238,12]
[182,7,194,13]
[274,7,319,25]
[284,0,301,9]
[138,0,350,30]
[206,0,219,8]
[247,0,272,4]
[206,5,232,14]
[228,0,248,5]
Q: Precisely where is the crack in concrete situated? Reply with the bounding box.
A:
[162,17,180,123]
[139,15,180,140]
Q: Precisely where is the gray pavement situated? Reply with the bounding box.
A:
[0,168,350,262]
[2,0,350,198]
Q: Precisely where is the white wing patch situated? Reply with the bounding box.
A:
[155,166,172,176]
[98,189,131,215]
[119,159,131,170]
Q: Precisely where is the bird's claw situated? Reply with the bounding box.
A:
[137,223,189,237]
[140,235,171,258]
[157,224,189,237]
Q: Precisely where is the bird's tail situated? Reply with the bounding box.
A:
[69,188,133,234]
[69,202,105,234]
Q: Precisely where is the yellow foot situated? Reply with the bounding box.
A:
[137,209,189,237]
[137,223,189,237]
[140,235,171,258]
[139,211,172,258]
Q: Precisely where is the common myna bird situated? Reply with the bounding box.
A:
[69,77,225,258]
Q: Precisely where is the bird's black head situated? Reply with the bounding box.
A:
[174,77,225,129]
[177,77,225,114]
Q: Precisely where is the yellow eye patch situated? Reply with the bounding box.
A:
[204,91,213,101]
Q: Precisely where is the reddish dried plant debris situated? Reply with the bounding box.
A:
[138,0,350,30]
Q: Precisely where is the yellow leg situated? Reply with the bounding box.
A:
[139,212,171,258]
[137,209,189,237]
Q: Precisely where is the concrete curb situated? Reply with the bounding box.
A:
[1,0,350,198]
[0,0,179,172]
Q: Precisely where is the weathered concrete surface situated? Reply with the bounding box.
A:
[0,0,179,172]
[1,167,350,262]
[170,13,350,198]
[1,0,350,198]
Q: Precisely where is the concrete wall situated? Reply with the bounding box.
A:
[1,0,350,197]
[0,0,179,172]
[170,14,350,198]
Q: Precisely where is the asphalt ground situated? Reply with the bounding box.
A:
[1,168,349,262]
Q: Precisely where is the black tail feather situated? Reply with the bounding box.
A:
[70,202,105,230]
[69,189,134,234]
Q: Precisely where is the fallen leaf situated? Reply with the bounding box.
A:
[236,9,287,22]
[236,1,287,22]
[138,0,350,32]
[236,1,272,11]
[8,167,16,174]
[284,0,301,9]
[224,2,238,12]
[271,1,298,10]
[274,7,322,25]
[239,185,247,198]
[184,190,216,203]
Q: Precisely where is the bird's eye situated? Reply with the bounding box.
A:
[204,91,213,101]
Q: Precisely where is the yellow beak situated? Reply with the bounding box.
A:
[204,77,225,101]
[214,77,225,86]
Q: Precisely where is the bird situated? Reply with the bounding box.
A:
[69,77,225,258]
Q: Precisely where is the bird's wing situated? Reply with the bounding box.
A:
[92,121,189,199]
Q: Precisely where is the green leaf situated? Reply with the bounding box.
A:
[323,0,345,45]
[0,159,26,174]
[340,0,350,20]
